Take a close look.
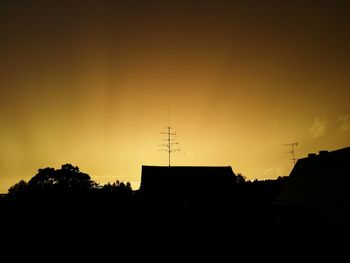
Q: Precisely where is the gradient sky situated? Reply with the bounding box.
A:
[1,0,350,192]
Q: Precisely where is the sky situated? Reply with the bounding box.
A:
[0,0,349,192]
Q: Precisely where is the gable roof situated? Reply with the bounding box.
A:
[276,147,350,206]
[140,166,236,197]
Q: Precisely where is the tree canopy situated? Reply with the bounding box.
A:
[27,164,94,193]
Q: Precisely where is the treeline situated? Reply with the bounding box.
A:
[7,163,132,196]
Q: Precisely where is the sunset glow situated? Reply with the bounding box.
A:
[1,0,349,192]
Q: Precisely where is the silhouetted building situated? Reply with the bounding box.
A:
[140,166,236,207]
[274,147,350,250]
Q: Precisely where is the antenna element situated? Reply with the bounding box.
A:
[283,142,298,165]
[158,126,180,166]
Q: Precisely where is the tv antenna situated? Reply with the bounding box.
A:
[283,142,298,165]
[158,126,180,167]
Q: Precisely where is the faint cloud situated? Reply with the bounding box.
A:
[340,123,350,130]
[264,167,285,177]
[275,167,285,176]
[264,168,273,175]
[187,152,195,157]
[309,118,327,138]
[337,114,350,130]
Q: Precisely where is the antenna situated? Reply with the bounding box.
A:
[283,142,298,165]
[158,126,180,167]
[167,105,170,127]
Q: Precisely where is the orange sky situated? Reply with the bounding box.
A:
[1,0,350,192]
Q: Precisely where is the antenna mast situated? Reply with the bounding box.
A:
[283,142,298,165]
[159,126,180,166]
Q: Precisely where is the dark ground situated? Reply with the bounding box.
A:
[0,183,348,262]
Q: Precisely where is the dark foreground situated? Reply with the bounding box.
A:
[1,184,349,263]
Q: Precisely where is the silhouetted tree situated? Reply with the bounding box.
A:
[28,167,56,191]
[27,164,95,193]
[8,180,29,196]
[101,180,133,194]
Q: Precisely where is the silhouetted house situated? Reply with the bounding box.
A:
[274,147,350,248]
[140,166,236,207]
